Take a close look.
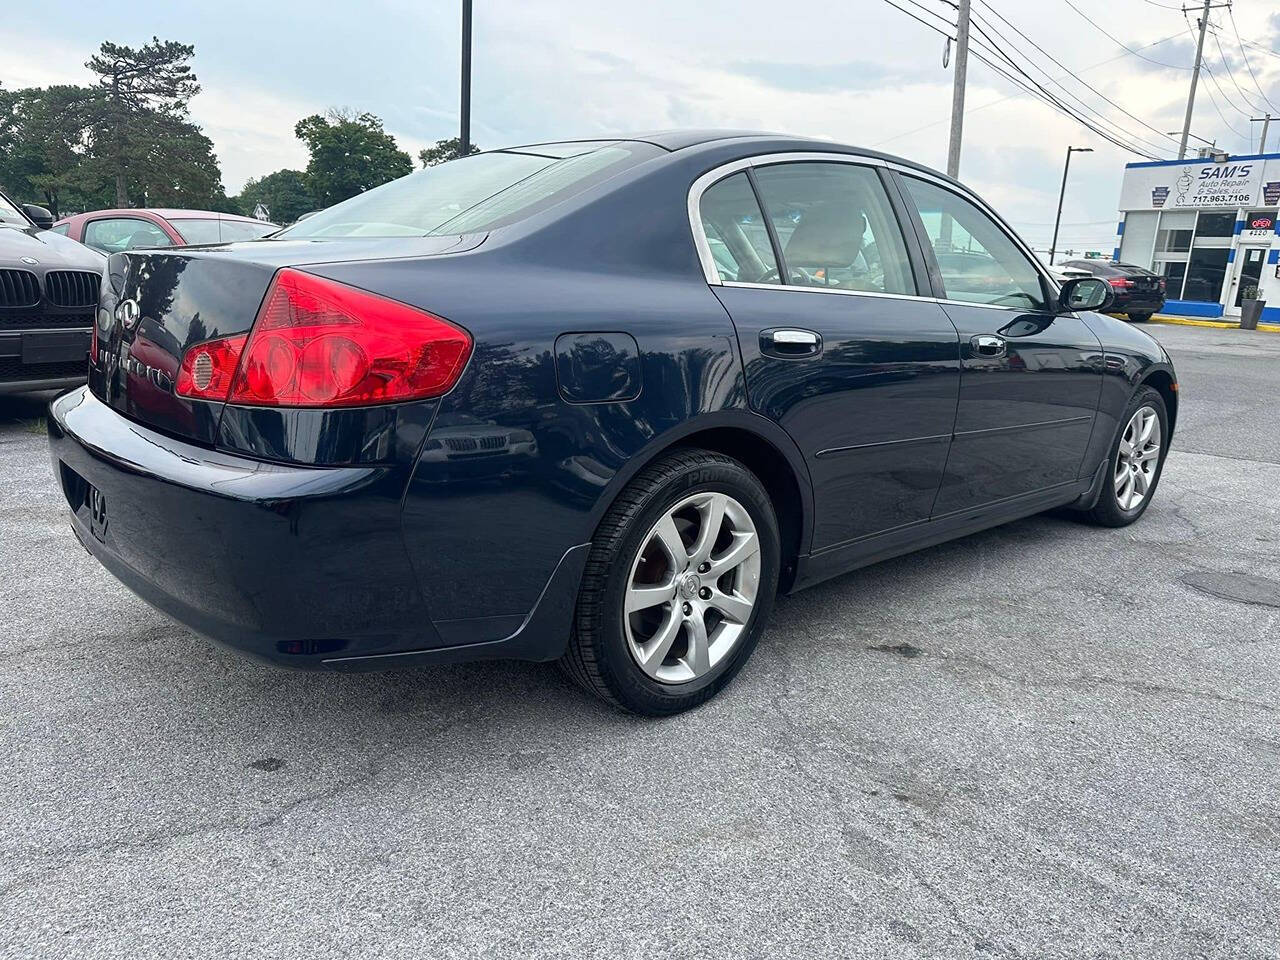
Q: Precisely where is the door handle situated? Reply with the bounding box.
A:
[761,328,822,358]
[970,334,1006,359]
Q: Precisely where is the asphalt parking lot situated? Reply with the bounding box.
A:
[2,323,1277,960]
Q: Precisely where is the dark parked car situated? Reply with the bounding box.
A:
[1059,259,1165,323]
[48,132,1177,715]
[0,190,105,393]
[53,208,277,253]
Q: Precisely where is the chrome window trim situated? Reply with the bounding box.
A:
[687,150,1061,306]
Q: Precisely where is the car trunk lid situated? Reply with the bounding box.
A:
[89,235,482,444]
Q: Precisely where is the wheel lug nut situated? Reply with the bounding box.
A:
[699,587,712,600]
[698,562,710,573]
[682,602,692,616]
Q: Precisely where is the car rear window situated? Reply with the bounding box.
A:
[275,141,662,240]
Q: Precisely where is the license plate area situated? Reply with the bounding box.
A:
[60,461,108,542]
[23,330,90,364]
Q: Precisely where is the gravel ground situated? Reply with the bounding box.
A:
[1,323,1278,960]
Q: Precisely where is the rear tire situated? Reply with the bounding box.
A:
[1078,386,1168,527]
[1127,311,1153,323]
[561,448,780,715]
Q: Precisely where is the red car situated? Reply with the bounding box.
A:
[52,208,277,254]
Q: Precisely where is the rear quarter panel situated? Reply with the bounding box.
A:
[308,212,745,639]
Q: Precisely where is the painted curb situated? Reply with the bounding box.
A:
[1110,313,1280,334]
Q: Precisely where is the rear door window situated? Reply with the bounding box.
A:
[697,173,779,284]
[751,162,917,296]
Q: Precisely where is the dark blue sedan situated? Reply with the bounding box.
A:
[48,131,1177,715]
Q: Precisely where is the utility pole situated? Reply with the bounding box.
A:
[946,0,971,179]
[460,0,473,156]
[1050,146,1092,266]
[1251,114,1273,153]
[1178,1,1231,160]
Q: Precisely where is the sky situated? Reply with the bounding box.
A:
[3,0,1280,253]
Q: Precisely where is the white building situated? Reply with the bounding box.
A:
[1115,151,1280,323]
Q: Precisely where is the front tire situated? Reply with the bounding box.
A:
[561,448,780,715]
[1079,386,1168,527]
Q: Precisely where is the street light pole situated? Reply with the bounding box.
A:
[460,0,473,156]
[1049,146,1092,266]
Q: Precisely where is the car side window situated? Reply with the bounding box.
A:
[698,173,780,284]
[752,161,916,296]
[901,176,1047,311]
[83,217,174,254]
[49,224,69,236]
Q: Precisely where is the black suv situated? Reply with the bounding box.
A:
[1059,259,1165,323]
[0,189,104,393]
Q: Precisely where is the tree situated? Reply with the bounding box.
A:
[0,84,102,216]
[295,109,413,207]
[418,137,482,168]
[86,38,201,206]
[234,168,315,223]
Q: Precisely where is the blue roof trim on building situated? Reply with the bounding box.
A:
[1116,220,1125,235]
[1269,249,1279,264]
[1125,152,1280,170]
[1234,220,1245,235]
[1112,246,1121,261]
[1228,248,1237,262]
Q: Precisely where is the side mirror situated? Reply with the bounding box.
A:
[1059,276,1114,314]
[22,204,55,230]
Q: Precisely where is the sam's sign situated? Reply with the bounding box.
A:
[1120,159,1268,210]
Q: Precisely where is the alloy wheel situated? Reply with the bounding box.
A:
[1114,405,1162,511]
[623,491,761,684]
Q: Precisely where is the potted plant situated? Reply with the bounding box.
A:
[1241,282,1265,331]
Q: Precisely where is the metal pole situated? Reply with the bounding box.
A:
[1178,0,1212,161]
[1049,149,1073,267]
[1261,114,1272,154]
[946,0,971,179]
[460,0,472,155]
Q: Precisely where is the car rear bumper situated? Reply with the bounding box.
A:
[47,386,586,669]
[1112,293,1165,313]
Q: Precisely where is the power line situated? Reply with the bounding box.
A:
[878,0,1165,157]
[1058,0,1190,69]
[1209,18,1267,114]
[1227,7,1280,114]
[971,1,1179,151]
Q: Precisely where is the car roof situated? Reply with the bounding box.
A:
[55,208,269,224]
[505,130,957,186]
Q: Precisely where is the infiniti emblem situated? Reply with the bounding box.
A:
[116,298,141,331]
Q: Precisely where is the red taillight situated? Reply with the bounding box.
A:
[175,269,472,408]
[176,334,248,400]
[1158,277,1167,291]
[1108,277,1132,288]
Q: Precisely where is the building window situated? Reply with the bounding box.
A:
[1183,247,1230,302]
[1194,211,1236,237]
[1118,211,1158,265]
[1155,260,1188,298]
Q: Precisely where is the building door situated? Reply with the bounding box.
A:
[1224,245,1268,318]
